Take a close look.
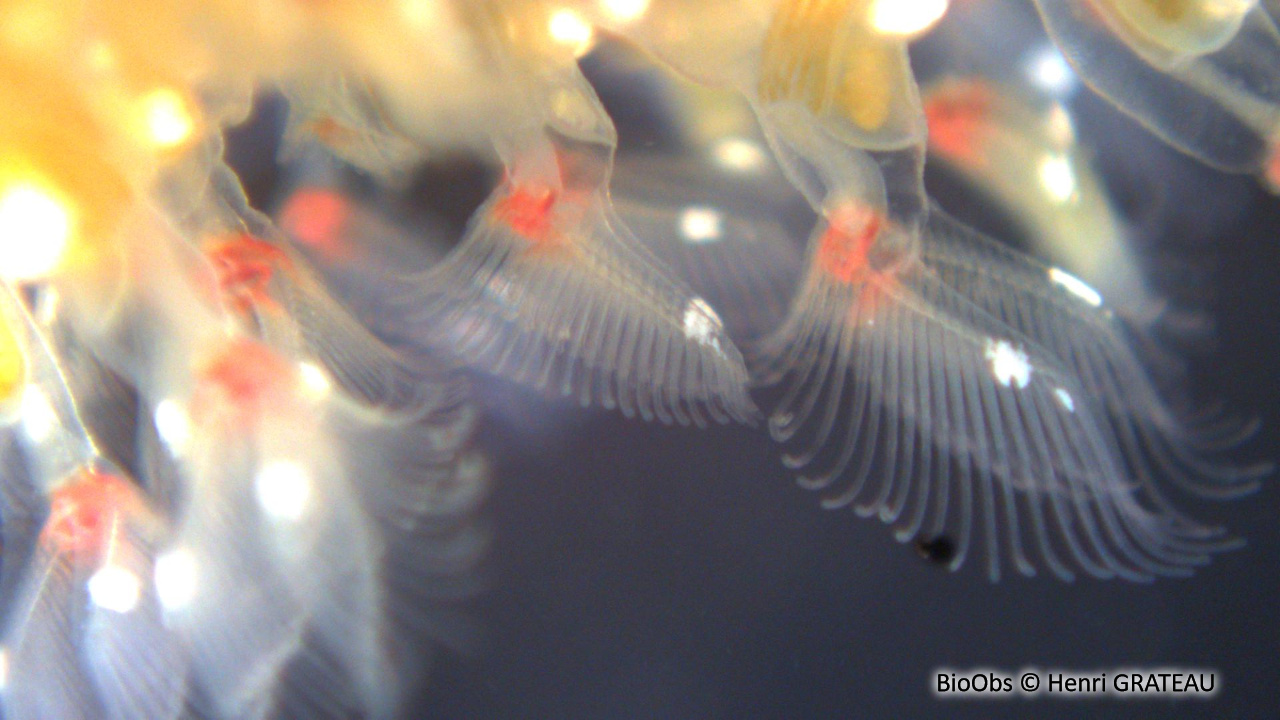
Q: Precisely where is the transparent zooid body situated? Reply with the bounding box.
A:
[141,154,489,718]
[579,0,1265,579]
[142,328,488,719]
[921,77,1163,323]
[0,87,490,712]
[1031,0,1280,187]
[0,283,188,720]
[608,147,807,345]
[0,467,185,720]
[753,198,1262,582]
[397,142,756,427]
[272,1,763,426]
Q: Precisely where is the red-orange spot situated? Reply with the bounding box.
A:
[817,205,883,285]
[924,81,995,169]
[190,338,296,429]
[494,185,561,249]
[280,188,352,260]
[205,233,293,315]
[41,469,141,568]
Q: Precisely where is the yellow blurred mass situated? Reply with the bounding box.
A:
[0,309,25,411]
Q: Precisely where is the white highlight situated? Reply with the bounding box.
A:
[984,339,1032,389]
[548,9,594,55]
[600,0,649,24]
[19,387,56,443]
[711,137,767,173]
[298,362,332,401]
[1048,267,1104,307]
[869,0,948,36]
[682,297,723,349]
[154,399,192,456]
[0,183,72,281]
[0,647,7,690]
[1037,154,1078,204]
[88,565,142,614]
[1026,46,1077,96]
[154,548,198,611]
[140,88,194,148]
[1054,387,1076,412]
[255,459,312,521]
[678,206,724,244]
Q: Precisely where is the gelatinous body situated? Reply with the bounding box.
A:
[922,77,1161,319]
[400,162,756,426]
[756,204,1260,581]
[2,466,184,720]
[1032,0,1280,186]
[609,147,806,342]
[160,335,486,720]
[0,3,1271,717]
[1094,0,1258,65]
[583,0,1265,582]
[759,0,925,150]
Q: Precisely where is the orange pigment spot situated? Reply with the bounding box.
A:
[308,116,356,147]
[924,81,995,169]
[205,233,293,315]
[1264,141,1280,195]
[494,185,562,249]
[190,339,296,429]
[279,188,352,260]
[817,205,884,285]
[41,469,141,567]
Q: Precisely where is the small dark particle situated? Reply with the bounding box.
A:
[914,535,956,565]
